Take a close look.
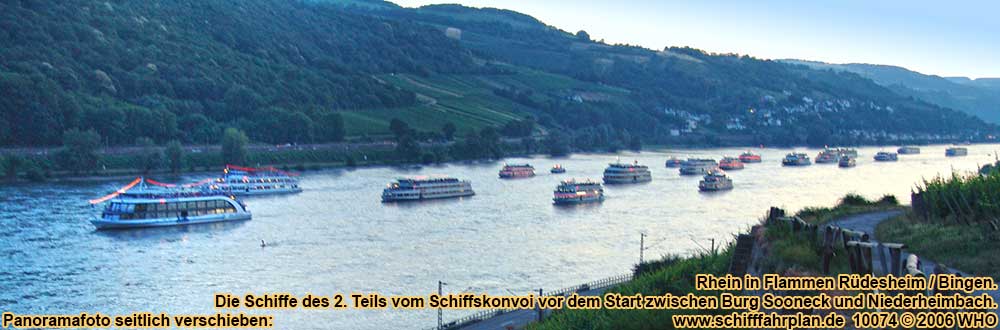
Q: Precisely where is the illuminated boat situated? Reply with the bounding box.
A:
[499,164,535,178]
[381,177,474,202]
[873,151,898,162]
[89,178,251,230]
[202,165,302,196]
[603,160,652,184]
[738,151,762,163]
[718,157,744,170]
[679,158,718,175]
[698,170,733,191]
[781,153,811,166]
[552,179,604,204]
[946,147,968,157]
[550,164,566,174]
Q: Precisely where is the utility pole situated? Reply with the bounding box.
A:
[438,281,446,330]
[537,288,544,322]
[639,233,646,267]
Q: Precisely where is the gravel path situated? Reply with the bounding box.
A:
[829,210,999,313]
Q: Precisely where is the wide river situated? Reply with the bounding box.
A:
[1,144,996,329]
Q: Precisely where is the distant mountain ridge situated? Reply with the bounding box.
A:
[0,0,993,149]
[781,59,1000,123]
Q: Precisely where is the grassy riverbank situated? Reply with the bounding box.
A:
[874,169,1000,279]
[528,195,897,330]
[876,211,1000,279]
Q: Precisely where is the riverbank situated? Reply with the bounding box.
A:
[524,195,926,330]
[877,211,1000,279]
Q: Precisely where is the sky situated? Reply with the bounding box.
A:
[391,0,1000,79]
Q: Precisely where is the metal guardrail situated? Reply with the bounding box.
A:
[425,272,634,330]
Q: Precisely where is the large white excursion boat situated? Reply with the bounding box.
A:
[553,179,604,204]
[89,178,251,230]
[679,158,719,175]
[199,165,303,196]
[603,160,652,184]
[698,170,734,192]
[381,177,475,202]
[498,164,535,178]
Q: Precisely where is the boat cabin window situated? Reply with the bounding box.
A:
[108,199,238,220]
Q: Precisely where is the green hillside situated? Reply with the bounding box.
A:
[0,0,994,151]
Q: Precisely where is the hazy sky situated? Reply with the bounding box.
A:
[392,0,999,78]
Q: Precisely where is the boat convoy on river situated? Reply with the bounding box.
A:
[88,145,974,229]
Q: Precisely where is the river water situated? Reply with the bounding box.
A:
[1,144,995,329]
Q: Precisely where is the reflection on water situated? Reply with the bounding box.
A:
[0,144,996,329]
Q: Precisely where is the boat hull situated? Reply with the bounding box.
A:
[91,213,251,230]
[553,195,604,205]
[499,173,535,179]
[381,191,475,202]
[699,184,733,191]
[603,175,652,184]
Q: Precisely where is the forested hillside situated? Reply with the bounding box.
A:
[0,0,993,150]
[0,0,477,146]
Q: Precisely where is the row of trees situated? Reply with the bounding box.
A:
[1,127,249,181]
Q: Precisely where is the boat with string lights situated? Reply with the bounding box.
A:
[499,164,535,178]
[381,176,474,202]
[89,177,251,230]
[552,179,604,204]
[201,165,303,196]
[603,160,652,184]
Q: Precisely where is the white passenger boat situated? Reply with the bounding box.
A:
[89,178,251,230]
[200,165,303,196]
[552,179,604,204]
[381,177,474,202]
[698,170,733,191]
[679,158,719,175]
[603,160,652,184]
